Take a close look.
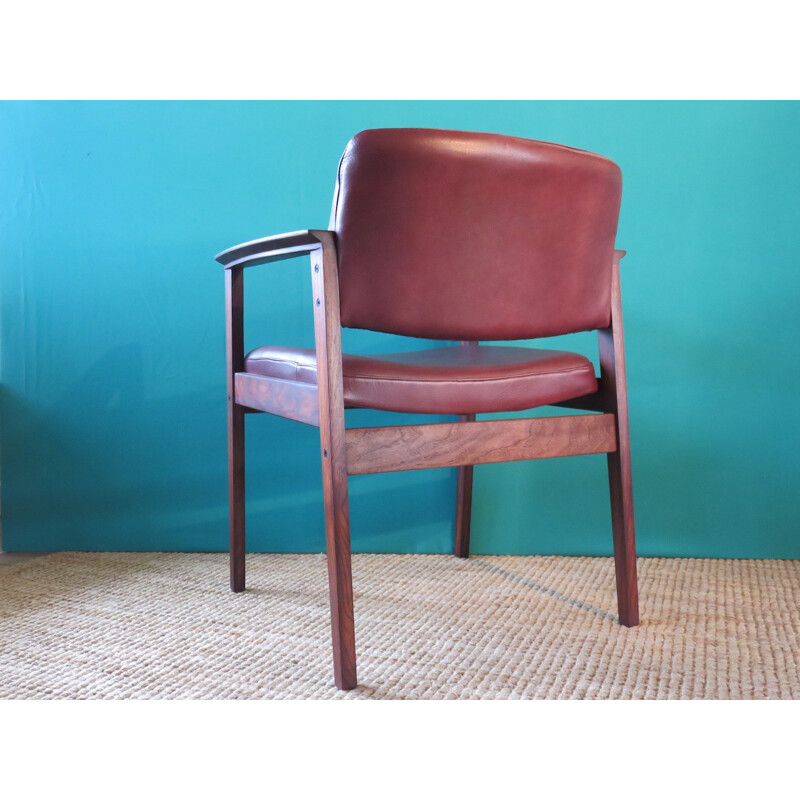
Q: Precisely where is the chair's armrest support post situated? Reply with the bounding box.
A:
[225,267,245,405]
[310,233,355,686]
[598,250,628,417]
[310,232,347,445]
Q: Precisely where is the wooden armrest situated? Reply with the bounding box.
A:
[215,229,333,269]
[614,249,626,263]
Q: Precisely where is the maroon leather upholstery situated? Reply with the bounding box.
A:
[331,128,622,341]
[245,345,597,415]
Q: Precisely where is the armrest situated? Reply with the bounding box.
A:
[215,229,333,269]
[614,249,626,263]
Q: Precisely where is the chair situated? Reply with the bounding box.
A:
[215,128,638,690]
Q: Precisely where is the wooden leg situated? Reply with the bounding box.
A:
[312,240,357,689]
[225,267,246,593]
[228,403,246,592]
[454,414,475,557]
[599,253,639,627]
[607,441,638,626]
[320,438,357,690]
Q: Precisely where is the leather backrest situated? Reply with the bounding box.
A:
[331,128,622,341]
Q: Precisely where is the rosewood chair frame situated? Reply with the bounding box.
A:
[219,229,637,691]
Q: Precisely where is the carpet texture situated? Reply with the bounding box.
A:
[1,553,798,699]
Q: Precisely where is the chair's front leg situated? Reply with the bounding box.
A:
[311,238,357,690]
[226,267,246,592]
[318,419,356,689]
[599,253,639,627]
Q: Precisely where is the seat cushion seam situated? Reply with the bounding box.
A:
[343,365,594,383]
[246,357,306,369]
[247,356,594,384]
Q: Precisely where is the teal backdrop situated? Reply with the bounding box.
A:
[1,101,798,557]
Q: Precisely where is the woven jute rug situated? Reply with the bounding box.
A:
[1,552,798,699]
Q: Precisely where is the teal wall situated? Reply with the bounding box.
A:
[2,101,798,557]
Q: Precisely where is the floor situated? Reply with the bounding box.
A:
[0,552,51,567]
[2,551,798,699]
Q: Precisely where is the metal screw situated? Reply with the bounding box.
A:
[316,298,321,306]
[314,264,319,273]
[323,449,328,457]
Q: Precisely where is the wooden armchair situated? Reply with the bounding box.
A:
[216,128,638,690]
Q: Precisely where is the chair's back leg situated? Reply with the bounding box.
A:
[226,267,246,593]
[312,241,357,690]
[599,256,639,627]
[454,415,476,557]
[606,445,637,626]
[454,342,478,559]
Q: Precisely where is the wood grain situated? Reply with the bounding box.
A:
[311,234,357,690]
[346,414,617,476]
[599,250,639,627]
[234,373,320,426]
[225,267,246,593]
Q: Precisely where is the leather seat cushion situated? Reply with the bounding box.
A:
[244,344,597,415]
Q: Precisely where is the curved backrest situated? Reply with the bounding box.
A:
[330,128,622,341]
